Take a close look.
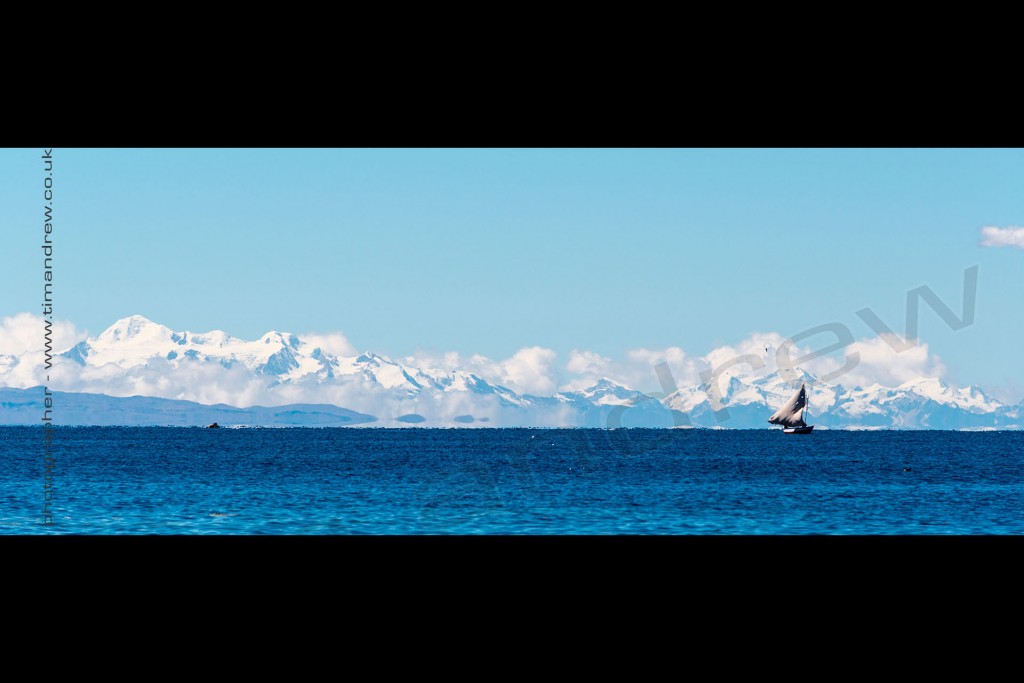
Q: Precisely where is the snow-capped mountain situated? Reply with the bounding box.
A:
[60,315,526,403]
[662,368,1014,429]
[64,315,310,377]
[0,314,1017,428]
[559,378,649,406]
[0,386,377,427]
[48,315,564,425]
[825,377,1010,429]
[663,369,836,425]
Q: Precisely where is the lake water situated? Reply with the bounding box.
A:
[2,427,1021,534]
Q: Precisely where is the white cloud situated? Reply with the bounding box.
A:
[558,346,703,394]
[980,225,1024,249]
[596,337,781,394]
[622,347,701,392]
[0,312,86,355]
[566,349,611,376]
[701,333,788,380]
[696,331,945,390]
[63,357,274,408]
[299,331,357,357]
[483,346,558,395]
[558,330,948,397]
[0,314,88,389]
[806,335,945,389]
[560,349,613,391]
[404,346,559,396]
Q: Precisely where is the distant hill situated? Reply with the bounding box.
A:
[0,387,376,427]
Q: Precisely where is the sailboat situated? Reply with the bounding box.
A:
[769,382,814,434]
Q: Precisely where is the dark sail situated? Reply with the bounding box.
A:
[768,383,807,428]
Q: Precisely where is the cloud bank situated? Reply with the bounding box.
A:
[979,225,1024,249]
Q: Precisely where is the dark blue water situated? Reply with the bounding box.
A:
[2,427,1021,534]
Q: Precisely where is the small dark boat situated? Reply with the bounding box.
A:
[207,422,221,429]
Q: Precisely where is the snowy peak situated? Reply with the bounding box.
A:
[895,377,1000,412]
[64,317,316,376]
[83,315,178,367]
[568,378,647,406]
[260,331,301,349]
[185,330,235,348]
[97,315,174,344]
[897,376,950,400]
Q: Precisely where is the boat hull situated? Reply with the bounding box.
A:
[783,425,814,434]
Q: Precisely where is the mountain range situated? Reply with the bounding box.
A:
[1,315,1021,428]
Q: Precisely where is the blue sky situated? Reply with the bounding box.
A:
[1,148,1021,396]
